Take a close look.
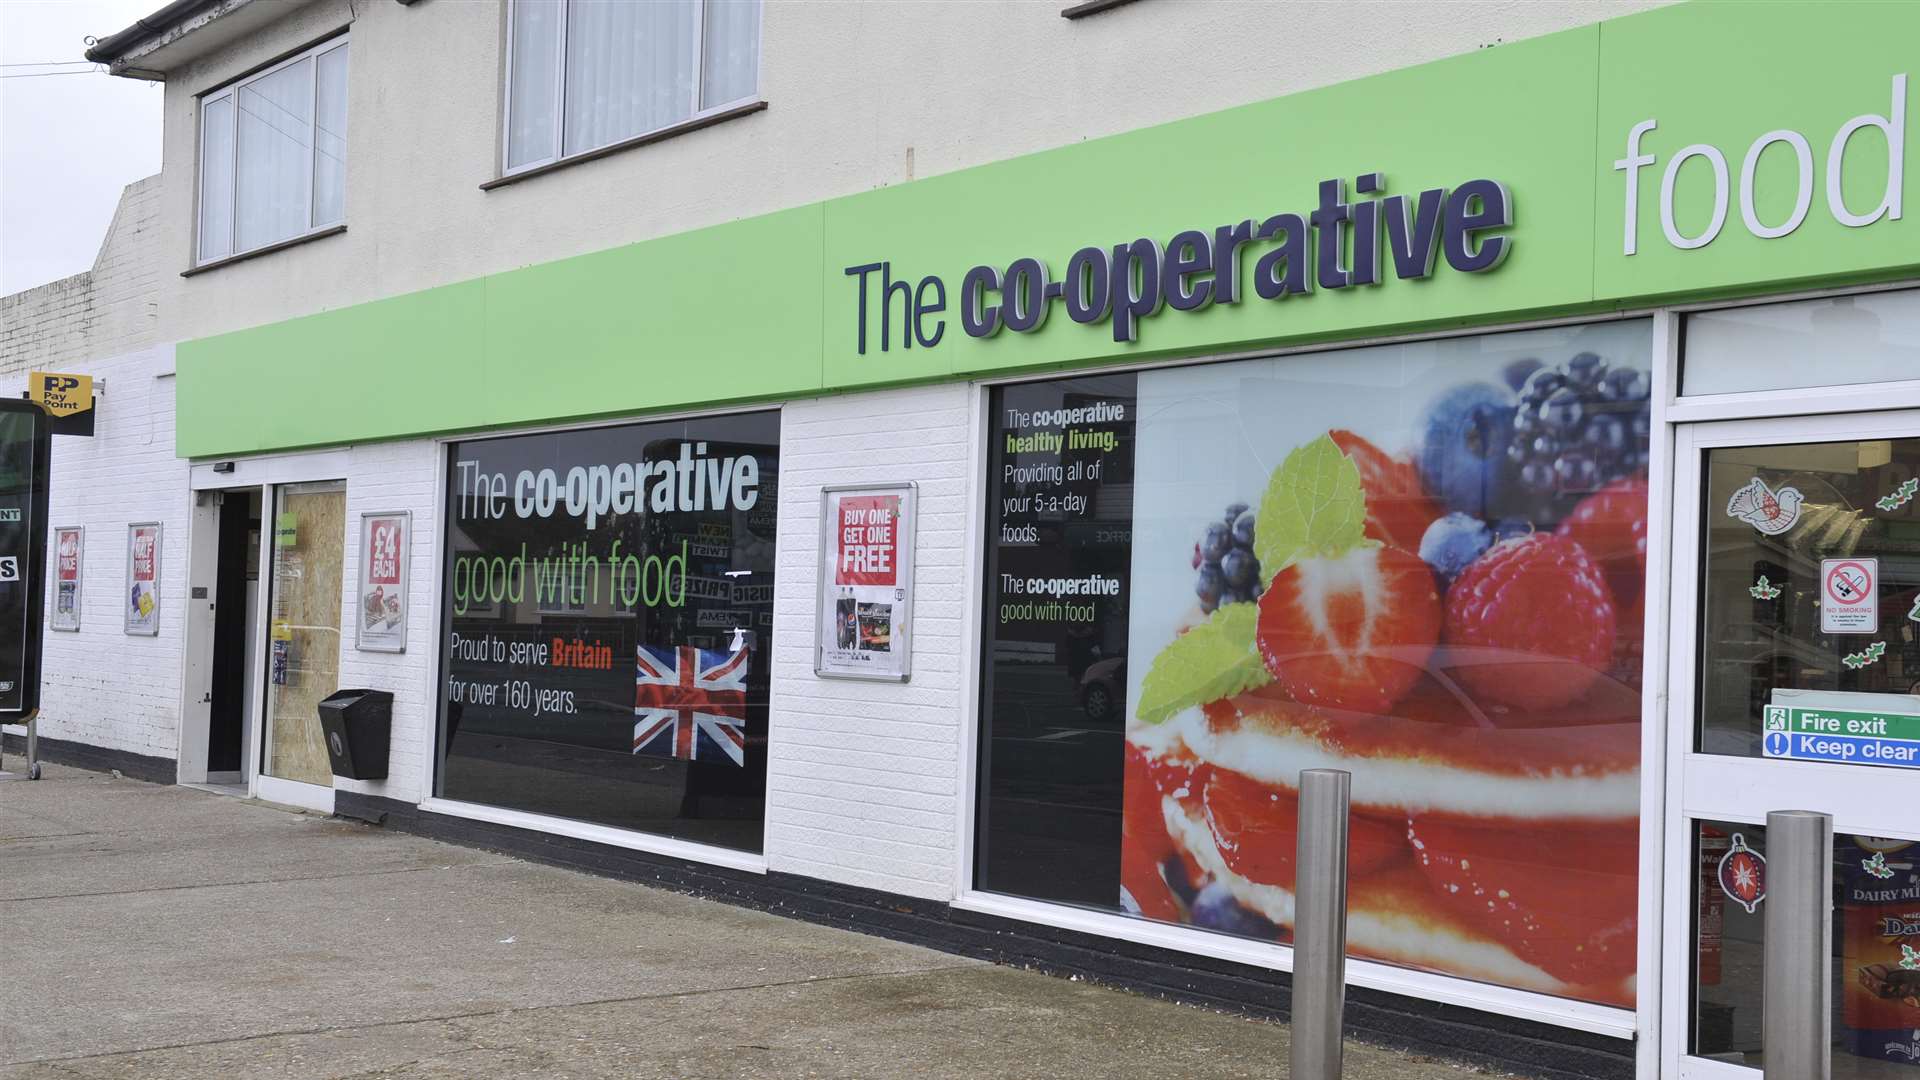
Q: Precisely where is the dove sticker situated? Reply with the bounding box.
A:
[1726,477,1803,536]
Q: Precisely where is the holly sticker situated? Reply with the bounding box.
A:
[1718,832,1766,914]
[1876,477,1918,513]
[1863,850,1896,880]
[1726,477,1803,536]
[1748,575,1782,600]
[1842,640,1887,670]
[1902,943,1920,972]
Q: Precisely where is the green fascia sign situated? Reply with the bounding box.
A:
[175,0,1919,458]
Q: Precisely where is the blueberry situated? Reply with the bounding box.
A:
[1190,882,1279,938]
[1530,433,1561,459]
[1221,548,1259,589]
[1231,509,1256,549]
[1416,382,1517,519]
[1501,357,1545,392]
[1196,565,1225,611]
[1419,512,1493,585]
[1541,387,1585,433]
[1630,410,1652,440]
[1226,585,1258,606]
[1224,501,1250,524]
[1201,522,1232,565]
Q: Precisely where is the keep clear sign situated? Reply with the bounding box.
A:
[1763,689,1920,770]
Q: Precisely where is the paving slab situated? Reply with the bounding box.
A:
[0,765,1502,1079]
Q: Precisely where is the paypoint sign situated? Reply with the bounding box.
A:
[28,373,92,419]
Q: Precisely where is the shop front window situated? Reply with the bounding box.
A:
[436,412,778,853]
[977,319,1654,1007]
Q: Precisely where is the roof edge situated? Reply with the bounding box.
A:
[84,0,237,74]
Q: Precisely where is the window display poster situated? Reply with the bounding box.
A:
[358,511,409,652]
[437,411,779,853]
[51,526,81,631]
[125,522,160,636]
[816,484,915,680]
[977,320,1654,1009]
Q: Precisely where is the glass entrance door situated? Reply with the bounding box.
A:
[261,481,346,798]
[1663,413,1920,1078]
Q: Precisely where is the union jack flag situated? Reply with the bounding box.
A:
[633,644,750,766]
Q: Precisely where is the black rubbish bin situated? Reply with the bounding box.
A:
[317,689,393,780]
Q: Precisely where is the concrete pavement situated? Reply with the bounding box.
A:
[0,765,1501,1079]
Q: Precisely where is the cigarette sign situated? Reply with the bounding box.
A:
[1820,557,1878,633]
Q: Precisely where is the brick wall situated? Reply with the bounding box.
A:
[765,384,974,899]
[0,175,163,376]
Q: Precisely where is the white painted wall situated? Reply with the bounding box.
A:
[332,438,441,804]
[3,345,190,761]
[149,0,1670,346]
[767,385,974,898]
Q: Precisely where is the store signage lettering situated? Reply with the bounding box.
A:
[1615,73,1907,253]
[449,444,762,615]
[843,172,1514,354]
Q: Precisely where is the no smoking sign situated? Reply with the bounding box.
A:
[1820,557,1878,634]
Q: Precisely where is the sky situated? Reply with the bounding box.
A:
[0,0,165,296]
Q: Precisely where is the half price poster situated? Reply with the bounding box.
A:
[816,484,915,681]
[357,511,409,652]
[52,526,81,632]
[125,522,160,636]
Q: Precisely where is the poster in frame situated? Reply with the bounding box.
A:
[356,510,409,653]
[125,522,160,636]
[815,482,916,682]
[51,526,82,632]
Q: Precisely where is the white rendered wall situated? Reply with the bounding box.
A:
[332,438,441,804]
[5,345,189,761]
[149,0,1669,347]
[766,385,973,898]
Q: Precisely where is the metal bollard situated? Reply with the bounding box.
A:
[1291,768,1350,1080]
[1762,809,1832,1080]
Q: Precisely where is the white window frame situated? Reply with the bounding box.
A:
[500,0,763,178]
[195,35,350,266]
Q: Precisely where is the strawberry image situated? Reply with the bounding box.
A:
[1256,544,1442,715]
[1442,533,1615,711]
[1200,764,1407,888]
[1556,474,1648,608]
[1407,814,1638,986]
[1331,429,1441,553]
[1122,744,1194,921]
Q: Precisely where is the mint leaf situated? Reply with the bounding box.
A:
[1135,602,1271,725]
[1252,433,1370,582]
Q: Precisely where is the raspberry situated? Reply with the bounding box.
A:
[1556,475,1648,608]
[1442,533,1615,711]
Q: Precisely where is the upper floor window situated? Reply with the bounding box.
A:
[197,36,349,264]
[503,0,761,174]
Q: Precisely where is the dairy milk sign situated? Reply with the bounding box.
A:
[1614,74,1906,253]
